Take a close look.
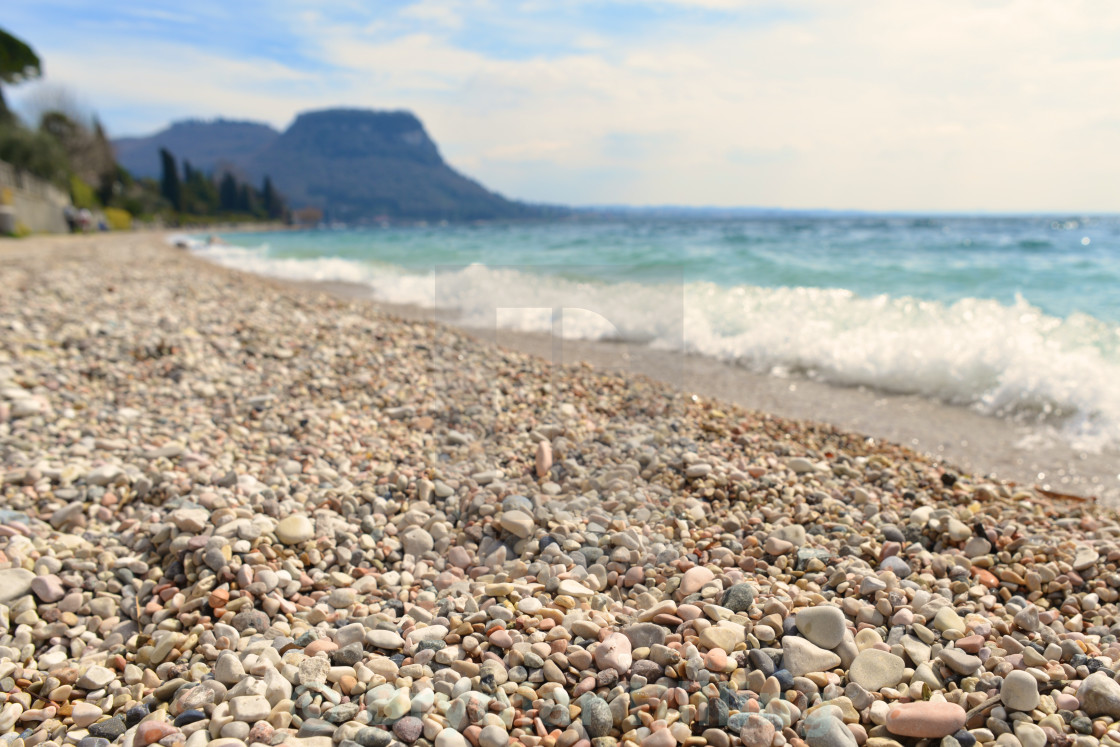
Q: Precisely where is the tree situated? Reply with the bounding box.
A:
[218,172,238,212]
[159,148,182,211]
[261,176,284,220]
[0,28,42,121]
[0,125,68,183]
[39,110,115,187]
[236,183,256,214]
[182,163,218,214]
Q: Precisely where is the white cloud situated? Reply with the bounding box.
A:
[13,0,1120,210]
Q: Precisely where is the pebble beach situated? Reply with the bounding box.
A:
[2,232,1120,747]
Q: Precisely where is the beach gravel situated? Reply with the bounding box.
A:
[1,233,1120,747]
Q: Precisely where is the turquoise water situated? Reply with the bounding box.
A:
[189,214,1120,449]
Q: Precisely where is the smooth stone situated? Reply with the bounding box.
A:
[1077,671,1120,717]
[782,636,842,676]
[932,608,966,634]
[771,524,807,546]
[478,725,509,747]
[849,649,905,691]
[356,728,393,747]
[229,695,271,722]
[0,569,34,603]
[499,510,534,539]
[71,702,103,728]
[879,556,911,578]
[393,719,423,744]
[399,527,434,556]
[89,717,127,740]
[169,508,209,532]
[1014,722,1046,747]
[435,729,469,747]
[795,606,847,650]
[276,515,315,544]
[700,625,744,652]
[938,648,981,675]
[1001,670,1041,711]
[135,721,179,746]
[369,630,405,650]
[594,633,633,675]
[581,695,612,738]
[30,573,65,603]
[721,583,755,613]
[885,702,966,738]
[787,458,818,475]
[640,729,676,747]
[1013,606,1040,632]
[624,623,667,650]
[558,579,594,598]
[804,712,857,747]
[680,566,715,595]
[739,714,776,747]
[78,665,116,689]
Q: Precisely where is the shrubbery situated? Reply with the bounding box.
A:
[103,207,131,230]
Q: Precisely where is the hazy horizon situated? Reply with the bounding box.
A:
[7,1,1120,213]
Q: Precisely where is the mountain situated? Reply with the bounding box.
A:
[113,108,547,222]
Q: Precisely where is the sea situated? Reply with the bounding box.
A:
[189,213,1120,454]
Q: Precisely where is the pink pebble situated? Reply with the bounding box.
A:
[677,604,703,621]
[956,635,984,654]
[1054,693,1080,710]
[885,701,966,738]
[640,728,676,747]
[488,629,513,648]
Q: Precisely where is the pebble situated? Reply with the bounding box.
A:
[0,234,1117,747]
[478,725,509,747]
[594,632,633,674]
[0,568,34,603]
[1077,671,1120,718]
[71,702,103,728]
[804,712,857,747]
[795,605,847,650]
[679,566,714,595]
[436,729,469,747]
[885,702,967,738]
[29,573,65,603]
[848,649,905,691]
[722,582,755,612]
[739,714,776,747]
[499,509,534,538]
[275,514,314,544]
[393,719,423,744]
[783,635,842,676]
[1001,669,1041,711]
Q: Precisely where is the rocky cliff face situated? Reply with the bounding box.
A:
[114,109,545,221]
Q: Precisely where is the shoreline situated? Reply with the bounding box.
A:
[9,229,1114,504]
[4,230,1120,747]
[293,284,1119,507]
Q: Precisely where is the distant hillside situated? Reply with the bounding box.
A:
[113,109,549,222]
[113,119,279,178]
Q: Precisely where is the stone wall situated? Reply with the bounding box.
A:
[0,160,71,234]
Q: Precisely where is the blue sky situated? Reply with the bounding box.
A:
[6,1,1120,211]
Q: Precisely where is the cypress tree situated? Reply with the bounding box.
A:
[159,148,181,211]
[218,172,238,212]
[261,176,283,219]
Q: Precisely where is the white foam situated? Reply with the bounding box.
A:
[193,240,1120,452]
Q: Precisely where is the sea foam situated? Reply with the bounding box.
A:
[192,239,1120,452]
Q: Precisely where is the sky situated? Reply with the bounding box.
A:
[5,1,1120,212]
